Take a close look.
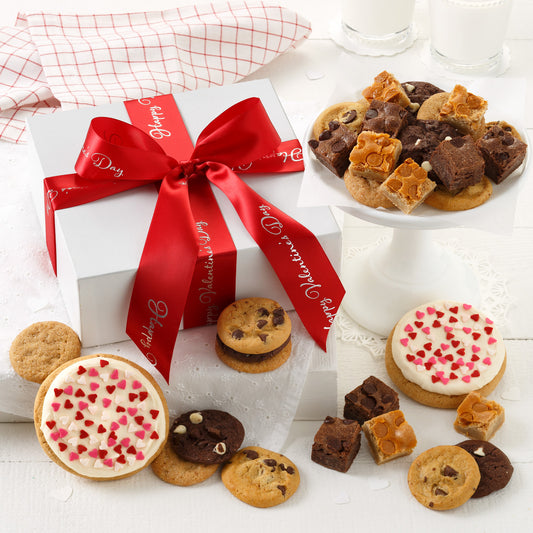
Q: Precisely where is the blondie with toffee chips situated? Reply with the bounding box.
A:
[362,70,411,108]
[349,131,402,182]
[439,85,488,140]
[363,410,417,465]
[380,158,436,214]
[454,391,505,441]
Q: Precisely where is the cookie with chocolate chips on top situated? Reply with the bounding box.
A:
[215,297,292,373]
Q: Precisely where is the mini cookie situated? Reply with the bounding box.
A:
[455,440,514,498]
[344,165,395,209]
[34,354,169,480]
[151,440,219,486]
[408,445,480,510]
[216,297,292,373]
[221,446,300,508]
[312,100,369,139]
[486,120,522,141]
[170,409,244,464]
[417,92,450,121]
[424,176,493,211]
[385,301,507,409]
[10,321,81,383]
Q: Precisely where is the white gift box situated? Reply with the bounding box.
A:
[25,79,341,421]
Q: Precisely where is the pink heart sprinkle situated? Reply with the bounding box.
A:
[438,357,447,365]
[422,327,431,334]
[88,368,99,377]
[78,401,88,411]
[110,422,120,431]
[132,381,142,390]
[488,337,497,345]
[118,415,128,425]
[463,304,472,310]
[414,358,423,365]
[50,432,59,441]
[89,449,99,458]
[108,438,117,447]
[400,338,409,347]
[136,452,145,461]
[64,386,73,395]
[428,357,437,364]
[110,369,119,380]
[128,408,137,416]
[102,398,112,408]
[463,327,472,334]
[444,326,453,333]
[456,358,465,366]
[441,343,450,350]
[69,452,79,462]
[440,377,449,385]
[404,324,413,332]
[472,345,480,353]
[483,357,492,365]
[59,428,68,438]
[486,317,493,324]
[135,430,145,440]
[90,382,100,391]
[466,362,475,370]
[143,423,152,431]
[427,307,436,314]
[104,459,114,467]
[462,375,471,383]
[416,310,425,319]
[436,371,444,378]
[121,438,131,447]
[51,403,60,412]
[117,380,127,390]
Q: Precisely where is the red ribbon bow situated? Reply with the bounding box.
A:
[45,97,345,382]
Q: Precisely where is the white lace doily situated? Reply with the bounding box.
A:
[335,238,510,358]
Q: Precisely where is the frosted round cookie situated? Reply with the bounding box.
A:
[34,354,169,480]
[385,301,506,409]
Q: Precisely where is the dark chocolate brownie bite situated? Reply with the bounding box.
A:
[308,121,358,177]
[429,135,485,193]
[361,100,409,138]
[343,375,400,425]
[476,124,527,184]
[311,416,361,473]
[401,81,445,107]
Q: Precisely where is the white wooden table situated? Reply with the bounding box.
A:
[1,1,532,531]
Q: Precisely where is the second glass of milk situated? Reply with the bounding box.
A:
[429,0,513,73]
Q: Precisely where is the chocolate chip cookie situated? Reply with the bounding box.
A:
[221,446,300,507]
[408,445,481,510]
[170,409,245,465]
[215,297,292,373]
[312,100,369,139]
[455,440,513,498]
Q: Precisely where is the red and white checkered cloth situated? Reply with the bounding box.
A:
[0,2,311,143]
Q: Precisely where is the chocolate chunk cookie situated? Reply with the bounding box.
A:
[455,440,514,498]
[408,445,480,510]
[344,375,400,425]
[221,446,300,507]
[170,409,245,465]
[216,297,292,373]
[312,100,369,139]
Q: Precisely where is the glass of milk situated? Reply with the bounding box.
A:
[341,0,417,55]
[429,0,513,74]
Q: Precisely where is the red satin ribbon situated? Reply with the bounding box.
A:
[44,97,345,382]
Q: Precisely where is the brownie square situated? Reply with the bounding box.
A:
[311,416,361,473]
[476,125,527,184]
[308,121,358,177]
[429,135,485,192]
[361,100,409,138]
[343,376,400,425]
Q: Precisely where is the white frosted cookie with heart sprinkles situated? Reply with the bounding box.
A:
[385,301,506,409]
[34,354,169,480]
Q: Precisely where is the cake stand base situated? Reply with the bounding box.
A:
[341,228,481,336]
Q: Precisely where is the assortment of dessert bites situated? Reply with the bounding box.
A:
[309,71,528,214]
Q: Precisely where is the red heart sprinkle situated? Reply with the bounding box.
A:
[424,343,432,351]
[431,375,439,383]
[408,332,417,340]
[97,424,106,433]
[54,388,63,397]
[114,445,122,454]
[77,365,87,375]
[449,306,458,313]
[449,316,458,323]
[117,455,126,464]
[416,350,425,358]
[457,348,466,356]
[116,406,126,413]
[485,327,493,334]
[446,332,454,340]
[98,450,108,459]
[445,354,454,361]
[414,321,423,328]
[100,359,110,367]
[150,410,160,420]
[75,388,85,397]
[127,446,137,455]
[46,421,56,429]
[79,430,89,439]
[78,445,87,454]
[472,332,481,340]
[64,400,73,409]
[436,311,444,318]
[451,340,460,348]
[449,373,458,379]
[472,370,480,377]
[109,431,118,441]
[471,354,480,362]
[106,385,116,394]
[434,349,442,357]
[471,314,479,321]
[139,392,148,402]
[84,420,94,427]
[406,354,415,362]
[58,443,68,452]
[88,394,97,403]
[433,320,441,328]
[134,416,144,425]
[75,411,84,420]
[129,394,138,402]
[425,362,433,370]
[451,363,459,370]
[150,431,159,440]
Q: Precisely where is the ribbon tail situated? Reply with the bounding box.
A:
[126,176,199,383]
[206,162,345,351]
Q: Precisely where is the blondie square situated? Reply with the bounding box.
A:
[362,70,411,108]
[454,391,505,441]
